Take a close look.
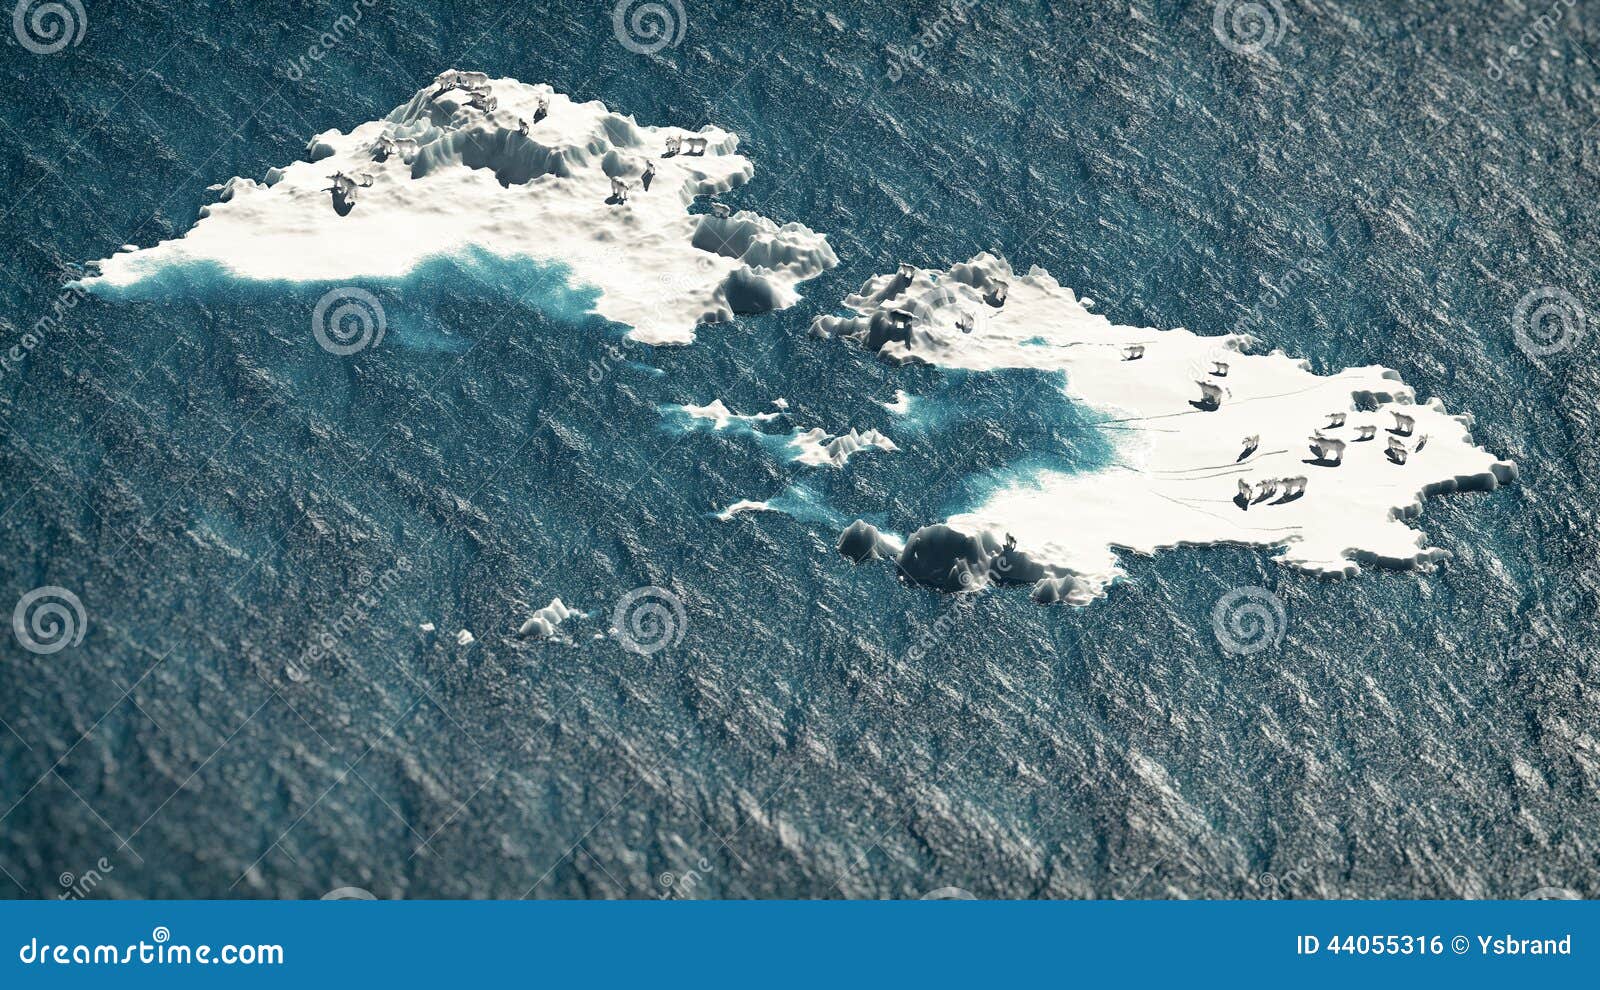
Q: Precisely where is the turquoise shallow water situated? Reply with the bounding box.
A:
[0,1,1595,899]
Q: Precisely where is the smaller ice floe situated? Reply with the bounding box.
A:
[670,399,783,430]
[455,629,476,646]
[880,390,913,415]
[789,427,898,467]
[666,400,895,469]
[715,498,773,521]
[714,484,847,527]
[517,597,580,639]
[419,622,436,633]
[772,397,790,410]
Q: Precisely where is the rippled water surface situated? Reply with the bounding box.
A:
[0,1,1597,899]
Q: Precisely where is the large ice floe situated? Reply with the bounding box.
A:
[82,71,838,344]
[814,254,1517,605]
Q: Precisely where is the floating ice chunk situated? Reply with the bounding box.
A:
[880,390,913,415]
[419,622,436,633]
[788,427,898,468]
[836,520,903,562]
[518,597,577,639]
[667,401,891,471]
[715,499,773,521]
[455,629,475,646]
[674,399,782,430]
[1029,575,1097,606]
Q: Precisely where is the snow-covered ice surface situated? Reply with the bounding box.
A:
[815,255,1517,604]
[83,73,838,345]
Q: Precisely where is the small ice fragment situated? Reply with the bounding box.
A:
[517,597,575,639]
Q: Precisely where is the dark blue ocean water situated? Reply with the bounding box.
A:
[1,0,1597,899]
